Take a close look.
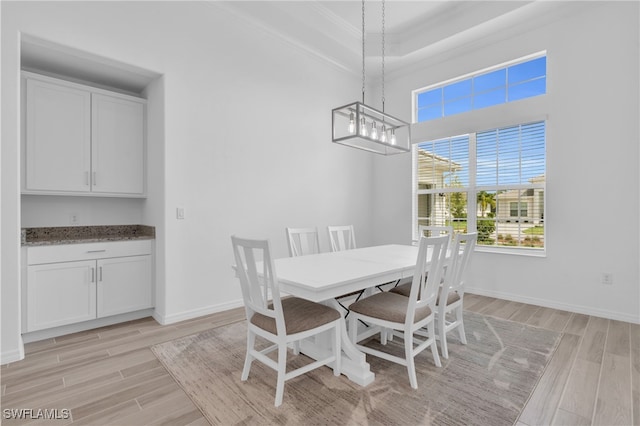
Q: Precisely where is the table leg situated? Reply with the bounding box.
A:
[297,298,374,386]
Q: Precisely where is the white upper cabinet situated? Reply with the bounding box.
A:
[23,72,146,197]
[25,78,91,192]
[91,94,145,195]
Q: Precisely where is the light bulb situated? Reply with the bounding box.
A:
[390,129,396,145]
[380,125,388,142]
[370,121,378,140]
[360,117,368,136]
[348,112,355,133]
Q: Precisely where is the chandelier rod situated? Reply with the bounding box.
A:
[361,0,366,104]
[381,0,385,113]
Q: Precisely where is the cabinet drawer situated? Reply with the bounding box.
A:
[27,240,153,265]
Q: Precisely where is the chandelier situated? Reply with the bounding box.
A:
[332,0,410,155]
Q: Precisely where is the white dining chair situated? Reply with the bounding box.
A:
[231,235,341,407]
[347,235,448,389]
[327,225,356,252]
[285,227,321,257]
[389,225,455,297]
[435,232,477,359]
[326,225,368,318]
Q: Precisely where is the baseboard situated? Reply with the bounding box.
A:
[467,287,640,324]
[153,299,245,325]
[22,309,156,343]
[1,340,25,365]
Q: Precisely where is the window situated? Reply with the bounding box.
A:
[510,202,528,217]
[415,55,546,122]
[415,136,469,231]
[414,121,546,251]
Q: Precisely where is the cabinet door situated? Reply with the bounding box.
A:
[91,94,145,195]
[26,260,97,332]
[97,255,152,318]
[25,78,91,192]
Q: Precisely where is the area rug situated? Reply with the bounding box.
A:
[151,311,561,425]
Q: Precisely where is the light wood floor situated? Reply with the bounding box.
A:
[1,294,638,425]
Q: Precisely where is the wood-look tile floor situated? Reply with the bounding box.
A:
[1,295,638,425]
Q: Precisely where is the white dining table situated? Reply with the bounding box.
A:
[273,244,420,386]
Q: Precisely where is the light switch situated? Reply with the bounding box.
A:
[176,207,185,220]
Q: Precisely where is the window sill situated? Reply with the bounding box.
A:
[474,245,546,258]
[411,240,546,258]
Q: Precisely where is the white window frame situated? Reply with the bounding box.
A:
[412,123,546,256]
[414,51,547,122]
[411,52,549,257]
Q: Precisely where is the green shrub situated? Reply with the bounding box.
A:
[477,218,495,243]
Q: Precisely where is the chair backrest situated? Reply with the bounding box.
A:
[418,225,454,239]
[406,235,449,324]
[419,225,455,277]
[231,236,286,335]
[446,232,477,294]
[327,225,356,252]
[286,227,321,257]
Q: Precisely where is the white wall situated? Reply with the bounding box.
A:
[1,1,24,364]
[374,1,640,323]
[21,195,145,227]
[1,1,374,362]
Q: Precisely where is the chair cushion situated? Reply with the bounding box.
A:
[388,282,412,297]
[439,289,461,306]
[389,283,461,306]
[250,297,341,335]
[349,292,432,324]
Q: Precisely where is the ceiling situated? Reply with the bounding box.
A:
[20,1,562,92]
[215,1,553,75]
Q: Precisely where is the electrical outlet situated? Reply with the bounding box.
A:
[601,272,613,285]
[69,213,79,225]
[176,207,185,220]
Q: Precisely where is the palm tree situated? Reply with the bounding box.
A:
[477,191,496,217]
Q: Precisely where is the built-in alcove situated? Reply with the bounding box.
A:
[18,34,167,342]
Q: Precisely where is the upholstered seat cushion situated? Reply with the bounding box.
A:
[389,283,460,306]
[388,282,412,297]
[250,297,341,335]
[348,292,432,324]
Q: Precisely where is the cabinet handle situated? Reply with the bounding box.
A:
[99,266,103,282]
[91,267,95,283]
[86,249,107,253]
[93,171,97,186]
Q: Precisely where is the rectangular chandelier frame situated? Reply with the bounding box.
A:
[332,102,411,155]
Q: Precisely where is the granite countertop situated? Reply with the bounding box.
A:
[22,225,155,246]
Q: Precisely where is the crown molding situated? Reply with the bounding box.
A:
[208,1,360,75]
[205,1,582,78]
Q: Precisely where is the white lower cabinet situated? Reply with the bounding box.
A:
[24,240,153,333]
[97,255,152,318]
[27,260,97,331]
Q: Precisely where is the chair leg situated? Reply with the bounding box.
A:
[241,330,255,381]
[428,320,442,368]
[274,344,287,407]
[405,334,418,389]
[457,305,467,345]
[438,310,449,359]
[292,341,300,355]
[333,323,341,376]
